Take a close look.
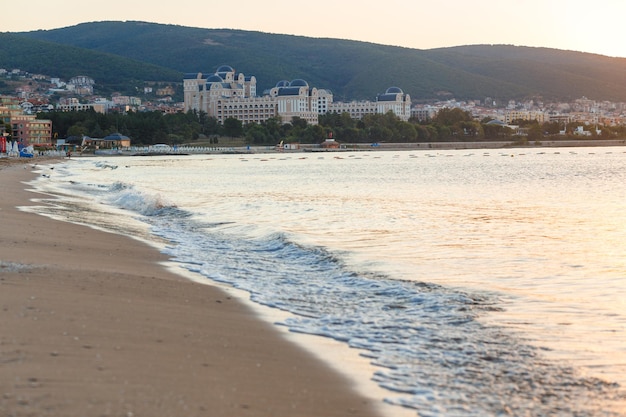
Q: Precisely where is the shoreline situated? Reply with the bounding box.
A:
[70,138,626,157]
[0,160,389,417]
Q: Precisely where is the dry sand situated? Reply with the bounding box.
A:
[0,158,386,417]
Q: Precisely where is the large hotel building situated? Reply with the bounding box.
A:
[184,65,411,125]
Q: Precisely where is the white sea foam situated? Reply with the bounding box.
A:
[107,182,175,216]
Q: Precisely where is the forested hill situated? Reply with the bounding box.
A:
[9,21,626,102]
[0,32,182,94]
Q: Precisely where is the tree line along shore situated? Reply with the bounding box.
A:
[34,108,626,151]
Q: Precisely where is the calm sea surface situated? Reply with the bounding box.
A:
[28,147,626,416]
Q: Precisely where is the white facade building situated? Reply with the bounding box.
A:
[502,110,549,124]
[266,79,321,125]
[184,65,324,125]
[184,65,412,124]
[411,105,438,121]
[68,75,95,96]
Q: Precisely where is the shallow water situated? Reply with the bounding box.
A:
[28,148,626,416]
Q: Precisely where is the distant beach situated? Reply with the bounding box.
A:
[69,138,626,158]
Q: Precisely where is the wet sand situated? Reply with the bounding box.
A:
[0,158,385,417]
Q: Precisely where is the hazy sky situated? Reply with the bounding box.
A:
[6,0,626,58]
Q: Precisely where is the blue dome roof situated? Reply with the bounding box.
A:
[385,86,403,94]
[290,79,309,87]
[276,80,290,87]
[207,74,224,83]
[216,65,234,73]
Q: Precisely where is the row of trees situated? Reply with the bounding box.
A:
[40,107,625,147]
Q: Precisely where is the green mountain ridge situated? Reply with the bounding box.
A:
[0,32,182,94]
[5,21,626,102]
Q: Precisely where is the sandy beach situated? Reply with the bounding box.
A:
[0,158,384,417]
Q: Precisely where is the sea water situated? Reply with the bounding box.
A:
[26,148,626,416]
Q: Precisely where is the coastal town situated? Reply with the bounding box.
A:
[1,65,625,152]
[3,9,626,417]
